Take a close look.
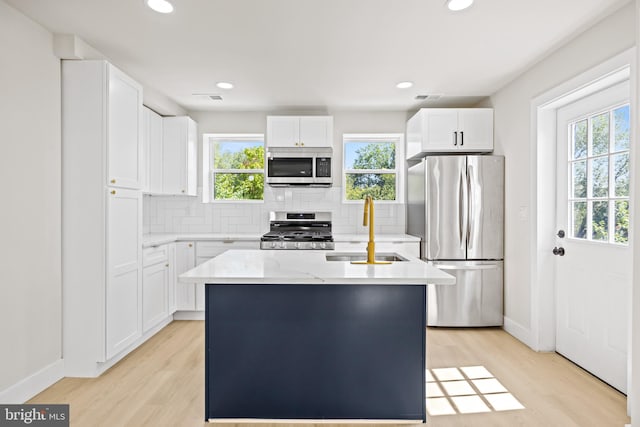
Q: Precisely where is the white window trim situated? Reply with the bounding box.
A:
[202,133,265,203]
[342,133,404,204]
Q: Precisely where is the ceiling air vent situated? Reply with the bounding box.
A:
[415,94,443,101]
[193,93,223,101]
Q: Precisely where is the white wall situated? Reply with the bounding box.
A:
[486,2,635,341]
[144,110,409,235]
[0,0,63,400]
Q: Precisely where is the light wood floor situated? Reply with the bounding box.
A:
[29,321,629,426]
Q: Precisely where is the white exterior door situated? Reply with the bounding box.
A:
[555,81,631,393]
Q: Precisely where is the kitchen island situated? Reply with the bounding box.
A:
[179,249,454,423]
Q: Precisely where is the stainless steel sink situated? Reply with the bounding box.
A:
[325,252,408,262]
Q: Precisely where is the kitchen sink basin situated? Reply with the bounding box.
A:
[325,252,408,262]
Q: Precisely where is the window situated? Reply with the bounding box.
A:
[202,134,264,202]
[343,134,403,202]
[568,104,630,244]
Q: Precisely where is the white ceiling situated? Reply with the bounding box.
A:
[7,0,630,112]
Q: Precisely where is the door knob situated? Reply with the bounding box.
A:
[557,229,565,238]
[552,247,565,256]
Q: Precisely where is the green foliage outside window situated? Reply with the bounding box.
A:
[345,142,396,201]
[213,143,264,200]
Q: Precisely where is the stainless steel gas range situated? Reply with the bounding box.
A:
[260,211,335,250]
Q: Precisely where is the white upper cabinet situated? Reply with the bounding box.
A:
[406,108,493,158]
[107,65,143,189]
[267,116,333,148]
[142,106,163,194]
[162,116,198,196]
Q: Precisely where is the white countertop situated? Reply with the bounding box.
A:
[178,249,454,285]
[143,233,419,247]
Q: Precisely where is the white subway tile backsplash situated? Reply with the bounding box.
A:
[143,186,405,234]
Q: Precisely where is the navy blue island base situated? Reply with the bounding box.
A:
[205,283,427,422]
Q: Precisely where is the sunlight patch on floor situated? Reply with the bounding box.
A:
[426,366,525,416]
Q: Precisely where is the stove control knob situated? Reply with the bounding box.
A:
[270,242,276,249]
[320,242,326,249]
[311,242,317,249]
[279,241,285,249]
[296,242,301,249]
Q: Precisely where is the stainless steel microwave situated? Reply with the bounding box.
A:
[266,147,332,187]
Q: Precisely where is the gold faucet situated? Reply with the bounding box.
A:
[351,195,391,265]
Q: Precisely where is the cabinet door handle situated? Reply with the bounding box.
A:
[453,131,458,146]
[300,142,304,146]
[188,243,193,247]
[181,189,185,193]
[165,263,170,267]
[111,190,116,195]
[460,131,464,146]
[110,179,116,184]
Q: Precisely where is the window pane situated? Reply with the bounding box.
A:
[345,173,396,200]
[344,142,395,170]
[591,112,609,156]
[214,141,264,169]
[572,201,587,239]
[613,105,630,152]
[571,160,586,198]
[214,173,264,200]
[615,200,629,244]
[614,153,629,197]
[590,157,608,198]
[592,201,609,241]
[572,120,587,160]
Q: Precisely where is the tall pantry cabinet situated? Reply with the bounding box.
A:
[62,60,143,376]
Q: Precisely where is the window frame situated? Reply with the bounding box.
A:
[342,133,404,204]
[202,133,265,203]
[567,102,630,245]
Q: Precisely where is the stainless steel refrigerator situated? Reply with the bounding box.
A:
[407,155,504,327]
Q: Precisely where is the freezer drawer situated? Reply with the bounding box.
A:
[428,261,503,327]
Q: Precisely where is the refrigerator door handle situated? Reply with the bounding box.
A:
[467,164,474,250]
[458,169,467,251]
[433,264,499,271]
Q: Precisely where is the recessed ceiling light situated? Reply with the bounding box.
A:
[396,81,413,89]
[446,0,473,11]
[146,0,174,13]
[216,82,234,90]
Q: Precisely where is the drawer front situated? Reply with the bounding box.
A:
[196,240,260,258]
[143,245,169,267]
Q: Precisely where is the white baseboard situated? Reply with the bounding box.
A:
[503,316,534,349]
[173,311,205,320]
[0,359,64,404]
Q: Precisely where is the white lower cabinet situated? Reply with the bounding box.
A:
[142,261,169,332]
[175,241,196,311]
[175,240,260,312]
[333,241,420,258]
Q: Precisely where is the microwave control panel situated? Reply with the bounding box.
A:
[316,158,331,177]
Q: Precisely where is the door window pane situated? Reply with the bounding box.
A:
[614,153,629,197]
[572,120,587,160]
[592,201,609,241]
[591,112,609,156]
[590,157,608,198]
[615,200,629,244]
[613,105,630,152]
[567,103,630,245]
[572,201,587,239]
[572,161,586,198]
